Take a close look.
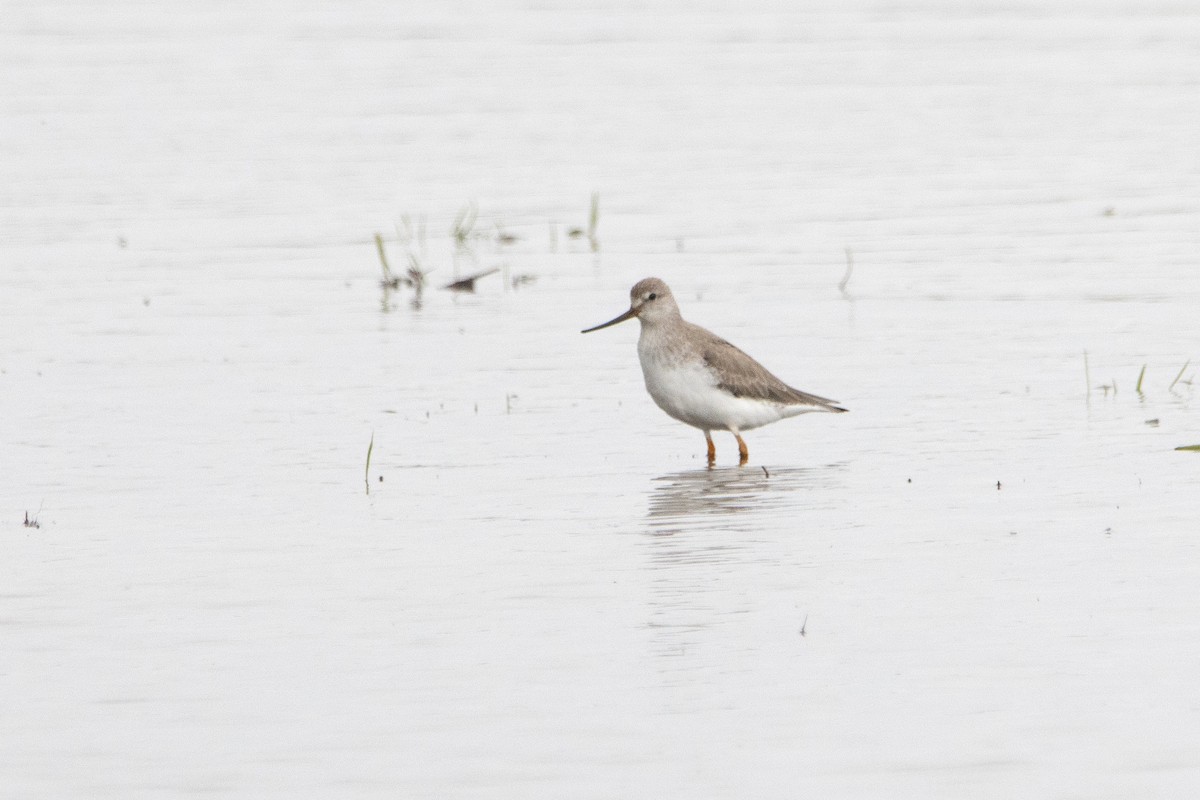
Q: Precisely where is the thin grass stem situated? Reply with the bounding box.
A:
[1084,351,1091,401]
[1169,359,1191,391]
[374,233,394,282]
[365,432,375,495]
[587,192,600,252]
[839,248,854,297]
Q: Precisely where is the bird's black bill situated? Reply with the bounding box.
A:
[581,307,637,333]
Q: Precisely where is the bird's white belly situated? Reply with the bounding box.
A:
[640,359,788,432]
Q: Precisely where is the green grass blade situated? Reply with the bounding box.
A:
[1169,359,1191,391]
[1136,364,1146,394]
[1176,444,1200,452]
[452,202,478,244]
[374,233,393,281]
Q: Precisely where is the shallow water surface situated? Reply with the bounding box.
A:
[3,1,1200,797]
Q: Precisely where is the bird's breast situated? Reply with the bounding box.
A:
[635,326,796,431]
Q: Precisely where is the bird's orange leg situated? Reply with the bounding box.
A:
[704,431,716,467]
[735,433,749,466]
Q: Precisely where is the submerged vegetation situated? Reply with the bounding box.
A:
[371,194,601,310]
[1086,354,1193,402]
[1086,354,1196,452]
[564,192,601,252]
[451,202,480,247]
[374,231,430,310]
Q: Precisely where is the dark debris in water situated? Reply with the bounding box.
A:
[443,268,499,293]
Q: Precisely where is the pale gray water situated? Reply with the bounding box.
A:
[3,1,1199,797]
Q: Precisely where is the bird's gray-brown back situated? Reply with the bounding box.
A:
[686,321,847,412]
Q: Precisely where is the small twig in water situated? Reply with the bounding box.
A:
[1084,351,1091,401]
[839,248,854,298]
[24,501,44,528]
[364,432,375,495]
[799,614,808,637]
[494,222,518,246]
[406,253,430,307]
[443,268,499,293]
[1136,364,1147,395]
[587,192,600,252]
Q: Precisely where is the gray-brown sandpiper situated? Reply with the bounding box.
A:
[582,277,846,466]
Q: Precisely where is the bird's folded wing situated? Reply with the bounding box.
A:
[699,332,846,411]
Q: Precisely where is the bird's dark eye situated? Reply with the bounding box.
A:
[647,292,657,301]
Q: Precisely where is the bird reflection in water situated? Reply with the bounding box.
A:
[641,464,844,666]
[647,465,834,537]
